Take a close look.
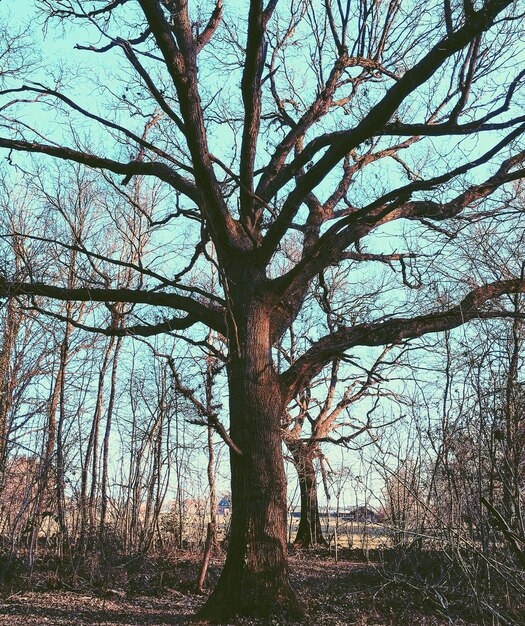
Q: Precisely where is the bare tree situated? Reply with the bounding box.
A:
[283,347,402,547]
[1,0,525,618]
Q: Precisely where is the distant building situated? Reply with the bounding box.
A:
[342,506,384,523]
[217,497,231,516]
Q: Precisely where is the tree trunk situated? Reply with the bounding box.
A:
[198,298,304,620]
[56,316,73,555]
[99,335,122,536]
[205,347,219,551]
[29,361,60,565]
[0,298,20,492]
[206,424,218,551]
[197,521,215,593]
[289,441,327,548]
[80,335,115,545]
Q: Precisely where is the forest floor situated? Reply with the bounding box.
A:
[0,550,484,625]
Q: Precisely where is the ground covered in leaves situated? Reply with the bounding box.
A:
[0,550,488,625]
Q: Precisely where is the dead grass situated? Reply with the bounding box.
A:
[0,550,488,625]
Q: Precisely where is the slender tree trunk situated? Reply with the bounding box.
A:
[288,441,327,548]
[197,424,218,592]
[173,394,184,550]
[129,445,144,552]
[206,424,218,548]
[197,521,215,592]
[502,294,520,525]
[80,336,114,544]
[99,335,122,536]
[198,298,304,620]
[0,298,20,492]
[205,345,219,550]
[142,405,164,552]
[29,364,60,564]
[56,316,72,555]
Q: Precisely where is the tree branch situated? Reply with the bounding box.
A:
[138,0,250,254]
[0,279,226,335]
[161,351,243,456]
[239,0,272,228]
[23,302,200,337]
[271,131,525,308]
[281,279,525,400]
[196,0,224,52]
[257,0,514,262]
[0,137,198,201]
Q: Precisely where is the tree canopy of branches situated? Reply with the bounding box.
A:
[1,0,525,619]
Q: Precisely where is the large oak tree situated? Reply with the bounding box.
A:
[1,0,525,619]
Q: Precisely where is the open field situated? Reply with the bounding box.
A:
[0,550,485,625]
[289,519,389,551]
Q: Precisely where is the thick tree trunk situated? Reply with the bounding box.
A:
[289,442,327,548]
[198,299,304,621]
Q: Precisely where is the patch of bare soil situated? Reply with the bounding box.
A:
[0,552,481,626]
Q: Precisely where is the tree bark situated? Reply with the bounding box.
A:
[206,424,218,551]
[288,441,327,548]
[99,335,123,536]
[29,357,60,565]
[80,335,115,545]
[197,296,304,620]
[56,316,72,555]
[0,298,21,492]
[197,521,215,593]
